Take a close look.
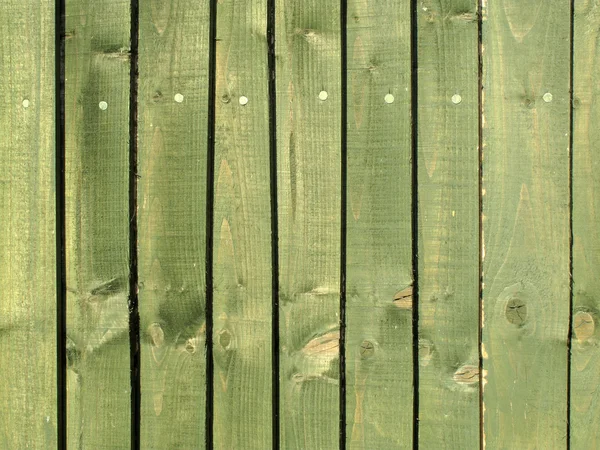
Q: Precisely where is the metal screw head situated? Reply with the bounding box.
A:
[239,95,249,106]
[174,93,184,103]
[99,101,108,110]
[384,93,395,104]
[451,94,462,105]
[318,90,328,101]
[543,92,553,103]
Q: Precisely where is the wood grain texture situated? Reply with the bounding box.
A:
[345,0,413,448]
[481,0,571,447]
[137,0,211,448]
[0,0,56,447]
[213,0,273,448]
[570,0,600,447]
[64,0,131,447]
[275,0,342,447]
[417,0,480,448]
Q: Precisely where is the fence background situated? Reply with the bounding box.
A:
[0,0,597,448]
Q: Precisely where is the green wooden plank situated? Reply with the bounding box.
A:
[276,0,342,447]
[417,1,480,448]
[0,1,56,447]
[570,0,600,447]
[481,0,571,447]
[344,0,413,448]
[212,0,273,448]
[137,1,211,448]
[64,1,131,447]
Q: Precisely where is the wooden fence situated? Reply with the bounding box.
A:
[0,0,597,448]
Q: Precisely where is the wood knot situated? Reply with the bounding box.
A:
[522,96,536,109]
[453,365,479,385]
[218,329,232,349]
[505,297,527,326]
[393,285,413,309]
[423,11,436,23]
[418,339,434,367]
[148,323,164,347]
[152,91,163,103]
[221,93,231,104]
[295,28,319,42]
[359,340,375,359]
[450,11,477,22]
[574,311,595,343]
[185,338,197,354]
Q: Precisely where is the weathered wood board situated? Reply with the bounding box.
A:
[481,0,571,447]
[212,0,273,448]
[0,0,57,447]
[137,0,211,448]
[345,0,413,447]
[64,0,132,447]
[570,0,600,448]
[275,0,342,447]
[417,0,480,448]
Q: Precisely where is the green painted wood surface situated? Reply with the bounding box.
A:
[0,1,57,447]
[417,1,480,448]
[345,0,413,448]
[137,0,211,448]
[213,0,273,448]
[64,1,131,447]
[481,0,571,447]
[276,0,342,447]
[571,0,600,447]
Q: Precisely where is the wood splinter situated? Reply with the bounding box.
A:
[393,285,413,309]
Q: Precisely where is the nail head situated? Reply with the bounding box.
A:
[174,93,184,103]
[22,99,30,108]
[384,93,395,104]
[318,90,328,101]
[99,101,108,110]
[543,92,553,103]
[239,95,249,106]
[451,94,462,105]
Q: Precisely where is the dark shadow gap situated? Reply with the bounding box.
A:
[128,0,141,448]
[266,0,280,448]
[55,0,67,447]
[410,0,419,449]
[339,0,348,448]
[205,0,218,447]
[477,0,484,448]
[566,0,576,448]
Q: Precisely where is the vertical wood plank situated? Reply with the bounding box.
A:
[0,0,56,447]
[212,0,273,448]
[417,0,480,447]
[275,0,342,447]
[64,0,131,447]
[137,0,211,448]
[481,0,571,447]
[344,0,413,448]
[570,0,600,447]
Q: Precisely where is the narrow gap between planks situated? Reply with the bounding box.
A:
[477,0,484,448]
[205,0,219,447]
[266,0,281,446]
[128,0,141,448]
[566,0,576,447]
[55,0,67,447]
[410,0,420,448]
[339,0,348,447]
